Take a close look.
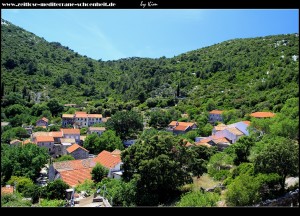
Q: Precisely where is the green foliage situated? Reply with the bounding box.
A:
[54,155,75,162]
[7,176,34,194]
[122,134,193,205]
[1,144,49,183]
[75,179,95,195]
[252,136,299,190]
[47,99,63,117]
[48,124,60,131]
[1,126,29,143]
[106,110,143,140]
[1,193,32,207]
[207,152,234,180]
[45,179,69,200]
[176,191,220,207]
[91,163,109,183]
[225,172,281,206]
[39,199,66,207]
[83,130,123,154]
[96,178,136,206]
[225,136,256,165]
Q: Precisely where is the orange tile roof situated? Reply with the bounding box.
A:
[226,127,244,136]
[62,114,74,118]
[1,186,14,194]
[89,127,106,131]
[75,113,88,118]
[67,144,89,153]
[60,138,76,144]
[49,131,63,138]
[212,137,230,144]
[53,159,95,171]
[214,124,227,131]
[250,112,275,118]
[242,121,251,126]
[174,125,189,131]
[94,150,121,169]
[10,139,22,145]
[195,142,211,148]
[209,110,224,114]
[32,131,50,138]
[111,149,122,155]
[41,117,49,122]
[169,121,196,127]
[60,168,93,187]
[36,136,54,142]
[88,114,102,118]
[22,139,33,145]
[198,138,212,143]
[61,128,80,134]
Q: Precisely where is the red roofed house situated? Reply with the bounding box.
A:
[35,136,55,154]
[62,112,103,129]
[209,110,224,123]
[167,121,197,135]
[87,127,106,135]
[61,128,80,144]
[66,144,89,160]
[36,117,49,128]
[250,112,275,118]
[49,150,123,187]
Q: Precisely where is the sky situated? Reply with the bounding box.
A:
[1,9,299,61]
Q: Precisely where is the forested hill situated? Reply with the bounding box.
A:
[1,18,299,114]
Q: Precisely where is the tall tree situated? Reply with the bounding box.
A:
[122,134,192,205]
[91,163,109,183]
[1,144,49,183]
[252,136,299,191]
[106,110,143,140]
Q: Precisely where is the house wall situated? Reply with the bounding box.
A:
[38,141,54,153]
[209,114,223,123]
[107,162,122,178]
[63,134,80,144]
[87,118,102,126]
[70,148,89,160]
[36,120,48,127]
[62,118,74,127]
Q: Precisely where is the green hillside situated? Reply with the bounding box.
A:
[1,18,299,115]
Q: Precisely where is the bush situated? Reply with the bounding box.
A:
[39,199,66,207]
[176,191,220,207]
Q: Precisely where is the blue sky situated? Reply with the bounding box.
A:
[1,9,299,61]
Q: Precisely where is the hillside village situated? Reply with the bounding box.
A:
[1,19,299,207]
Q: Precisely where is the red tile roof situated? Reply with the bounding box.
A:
[10,139,22,145]
[41,117,49,122]
[94,150,121,169]
[214,124,227,131]
[88,114,102,118]
[67,144,89,153]
[75,113,88,118]
[111,149,122,155]
[212,137,230,144]
[174,125,189,131]
[195,142,211,148]
[75,111,87,114]
[89,127,106,131]
[250,112,275,118]
[36,136,54,142]
[1,186,14,194]
[242,121,251,126]
[22,139,33,145]
[53,159,95,171]
[62,114,74,118]
[169,121,195,127]
[226,127,244,136]
[60,168,93,187]
[49,131,63,138]
[209,110,224,115]
[61,128,80,134]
